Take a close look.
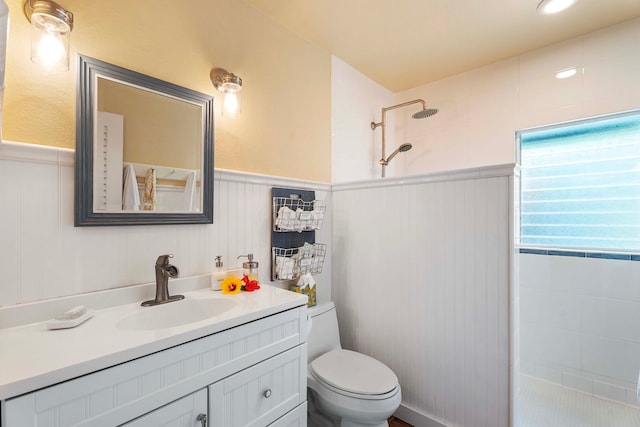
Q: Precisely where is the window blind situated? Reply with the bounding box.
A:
[519,112,640,252]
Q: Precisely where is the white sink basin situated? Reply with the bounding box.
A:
[116,298,236,331]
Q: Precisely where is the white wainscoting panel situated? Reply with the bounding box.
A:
[0,141,332,309]
[332,171,513,427]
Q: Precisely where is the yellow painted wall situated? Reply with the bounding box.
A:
[2,0,331,181]
[98,78,202,171]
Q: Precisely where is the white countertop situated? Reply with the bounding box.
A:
[0,285,307,400]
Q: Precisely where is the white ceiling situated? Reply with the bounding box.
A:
[248,0,640,92]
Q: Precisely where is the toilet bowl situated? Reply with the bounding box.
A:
[307,302,401,427]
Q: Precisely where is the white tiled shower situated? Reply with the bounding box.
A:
[520,254,640,407]
[331,16,640,427]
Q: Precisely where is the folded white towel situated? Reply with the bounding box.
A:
[181,171,197,212]
[122,164,140,211]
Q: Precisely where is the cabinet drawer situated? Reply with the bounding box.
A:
[268,402,307,427]
[209,345,306,427]
[121,389,207,427]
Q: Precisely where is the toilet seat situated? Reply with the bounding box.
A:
[310,349,399,400]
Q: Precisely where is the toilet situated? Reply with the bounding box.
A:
[307,302,401,427]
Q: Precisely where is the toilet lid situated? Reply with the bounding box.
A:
[310,349,398,395]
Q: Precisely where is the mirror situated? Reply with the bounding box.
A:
[75,55,214,226]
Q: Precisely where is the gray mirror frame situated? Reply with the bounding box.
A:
[75,54,214,226]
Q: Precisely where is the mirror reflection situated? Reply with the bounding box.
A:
[75,55,214,226]
[95,77,203,213]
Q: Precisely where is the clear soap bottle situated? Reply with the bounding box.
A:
[238,254,259,282]
[211,256,225,289]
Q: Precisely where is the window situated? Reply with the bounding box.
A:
[518,111,640,252]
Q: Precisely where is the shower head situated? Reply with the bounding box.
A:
[412,108,439,119]
[372,98,438,177]
[380,143,412,166]
[398,143,412,152]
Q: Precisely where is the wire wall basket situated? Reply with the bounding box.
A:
[272,243,326,281]
[273,197,325,232]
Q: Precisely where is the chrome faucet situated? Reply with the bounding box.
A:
[141,254,184,306]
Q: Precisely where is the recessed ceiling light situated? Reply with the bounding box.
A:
[537,0,577,15]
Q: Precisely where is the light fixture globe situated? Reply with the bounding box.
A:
[218,73,242,93]
[25,0,73,31]
[210,68,243,116]
[22,0,74,70]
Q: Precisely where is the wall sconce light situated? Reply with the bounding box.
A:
[210,68,242,116]
[22,0,74,71]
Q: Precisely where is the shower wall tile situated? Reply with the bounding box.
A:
[520,321,581,369]
[592,380,627,403]
[521,252,640,405]
[518,76,582,119]
[626,388,640,407]
[517,104,584,133]
[582,54,640,119]
[582,297,640,343]
[467,57,519,99]
[518,38,583,118]
[582,335,640,383]
[465,119,515,168]
[534,364,562,384]
[402,127,469,176]
[562,372,593,395]
[582,18,640,66]
[520,288,581,331]
[518,38,583,84]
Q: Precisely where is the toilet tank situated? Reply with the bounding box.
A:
[307,302,342,362]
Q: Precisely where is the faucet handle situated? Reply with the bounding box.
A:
[156,254,174,266]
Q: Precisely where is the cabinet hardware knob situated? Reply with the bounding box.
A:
[263,388,272,398]
[197,413,207,427]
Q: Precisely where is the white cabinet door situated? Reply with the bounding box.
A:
[121,389,207,427]
[209,345,305,427]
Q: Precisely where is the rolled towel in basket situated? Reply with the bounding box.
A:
[276,256,296,280]
[276,206,297,230]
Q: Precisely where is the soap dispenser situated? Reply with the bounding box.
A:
[238,254,259,282]
[211,255,226,289]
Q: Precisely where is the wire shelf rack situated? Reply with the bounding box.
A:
[272,243,326,281]
[272,197,325,232]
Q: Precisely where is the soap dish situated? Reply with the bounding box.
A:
[46,306,94,330]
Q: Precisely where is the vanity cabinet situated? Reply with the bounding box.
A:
[2,306,307,427]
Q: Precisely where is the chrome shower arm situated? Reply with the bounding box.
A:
[371,99,426,129]
[381,99,426,114]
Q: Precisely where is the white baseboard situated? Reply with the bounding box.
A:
[394,404,448,427]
